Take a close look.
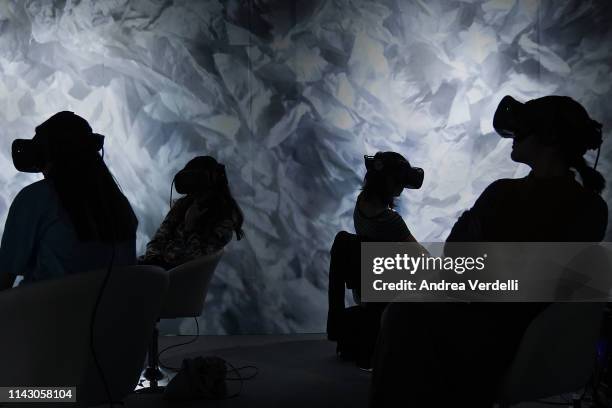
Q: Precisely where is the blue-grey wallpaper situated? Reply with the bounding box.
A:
[0,0,611,333]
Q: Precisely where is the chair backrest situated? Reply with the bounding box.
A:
[79,265,168,406]
[498,244,611,403]
[160,250,224,319]
[0,270,104,388]
[0,265,167,406]
[498,302,605,403]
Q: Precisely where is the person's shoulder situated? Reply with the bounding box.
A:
[482,177,522,193]
[14,179,54,201]
[8,180,55,216]
[469,178,513,207]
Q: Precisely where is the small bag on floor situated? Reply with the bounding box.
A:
[164,356,228,401]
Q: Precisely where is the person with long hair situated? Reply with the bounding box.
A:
[140,156,244,270]
[354,151,424,242]
[0,111,138,289]
[370,95,608,407]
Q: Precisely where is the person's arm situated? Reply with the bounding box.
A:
[0,185,41,287]
[446,180,504,243]
[186,217,234,258]
[142,200,185,261]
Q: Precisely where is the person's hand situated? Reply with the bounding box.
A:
[184,203,208,232]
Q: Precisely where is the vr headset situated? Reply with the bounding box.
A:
[492,95,531,140]
[364,154,424,189]
[493,95,603,168]
[174,159,227,195]
[12,133,105,173]
[12,111,105,173]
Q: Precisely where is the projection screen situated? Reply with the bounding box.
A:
[0,0,611,333]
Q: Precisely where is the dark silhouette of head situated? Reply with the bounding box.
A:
[31,111,137,242]
[175,156,228,194]
[175,156,244,240]
[361,151,422,208]
[494,95,605,193]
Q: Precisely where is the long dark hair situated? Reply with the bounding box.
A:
[39,115,137,242]
[220,180,245,240]
[49,155,137,242]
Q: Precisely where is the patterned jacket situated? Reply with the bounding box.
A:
[141,193,237,269]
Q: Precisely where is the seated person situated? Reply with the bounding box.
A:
[0,111,138,290]
[370,95,608,407]
[354,151,424,242]
[328,152,425,367]
[140,156,244,270]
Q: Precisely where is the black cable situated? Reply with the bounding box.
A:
[155,316,259,400]
[226,365,259,381]
[158,317,201,371]
[224,360,259,399]
[89,239,116,407]
[88,155,120,407]
[594,145,601,169]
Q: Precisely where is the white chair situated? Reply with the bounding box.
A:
[141,250,224,390]
[0,270,102,389]
[496,302,604,407]
[497,245,611,407]
[80,265,169,406]
[0,265,168,407]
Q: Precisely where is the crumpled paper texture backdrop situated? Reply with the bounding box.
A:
[1,0,611,333]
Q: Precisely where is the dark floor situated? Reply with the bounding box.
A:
[126,334,370,408]
[81,334,588,408]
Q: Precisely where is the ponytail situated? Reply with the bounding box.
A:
[571,156,605,194]
[558,104,605,194]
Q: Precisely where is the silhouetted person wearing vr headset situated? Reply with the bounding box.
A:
[0,111,137,290]
[449,94,606,242]
[370,95,608,407]
[327,152,425,368]
[355,152,424,242]
[139,156,244,270]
